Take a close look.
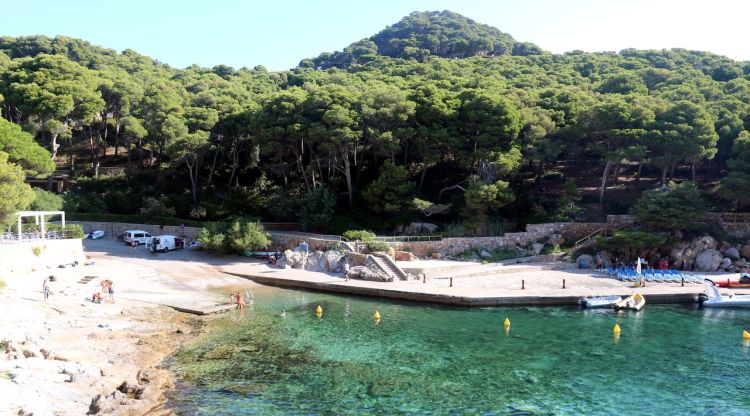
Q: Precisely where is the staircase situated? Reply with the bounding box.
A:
[369,253,409,280]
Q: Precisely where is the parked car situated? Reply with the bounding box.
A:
[146,235,184,253]
[86,230,105,239]
[123,230,152,245]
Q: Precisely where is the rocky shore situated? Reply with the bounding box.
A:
[0,238,263,416]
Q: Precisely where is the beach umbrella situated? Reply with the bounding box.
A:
[636,257,642,275]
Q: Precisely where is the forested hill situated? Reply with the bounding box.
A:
[303,10,543,69]
[1,11,750,236]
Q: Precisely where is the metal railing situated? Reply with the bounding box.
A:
[371,235,443,242]
[0,230,81,243]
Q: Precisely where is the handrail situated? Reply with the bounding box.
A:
[574,228,606,247]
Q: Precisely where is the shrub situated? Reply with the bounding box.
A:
[343,230,376,241]
[198,220,270,255]
[31,246,43,256]
[299,187,336,231]
[631,182,706,232]
[30,189,63,212]
[366,240,390,253]
[597,230,674,259]
[63,192,106,214]
[139,196,176,217]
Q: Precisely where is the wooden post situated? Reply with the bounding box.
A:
[522,280,525,290]
[563,279,566,289]
[450,277,453,288]
[681,277,684,287]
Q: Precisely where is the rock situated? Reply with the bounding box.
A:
[547,233,564,250]
[531,243,545,256]
[345,252,367,267]
[720,257,732,270]
[393,251,417,261]
[431,252,442,260]
[725,247,741,261]
[595,251,612,268]
[735,258,748,268]
[694,249,723,272]
[480,250,492,259]
[576,254,595,269]
[741,245,750,259]
[346,266,393,282]
[402,222,439,235]
[303,251,325,272]
[679,236,720,270]
[323,250,345,272]
[387,247,396,259]
[283,250,305,269]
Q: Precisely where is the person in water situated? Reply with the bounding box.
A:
[233,292,246,310]
[280,310,286,318]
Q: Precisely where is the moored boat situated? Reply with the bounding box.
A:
[715,274,750,288]
[579,295,622,308]
[700,281,750,308]
[614,293,645,311]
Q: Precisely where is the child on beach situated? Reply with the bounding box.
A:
[233,292,246,310]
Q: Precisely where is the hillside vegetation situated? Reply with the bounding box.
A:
[1,10,749,234]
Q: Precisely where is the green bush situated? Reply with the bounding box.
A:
[596,230,674,259]
[198,220,270,255]
[366,240,390,253]
[63,192,106,214]
[299,187,336,231]
[343,230,376,241]
[631,182,706,232]
[30,189,63,212]
[139,196,176,217]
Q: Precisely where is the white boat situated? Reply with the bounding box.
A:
[700,281,750,308]
[579,295,622,308]
[614,293,645,311]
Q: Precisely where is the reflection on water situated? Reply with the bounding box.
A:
[166,289,750,415]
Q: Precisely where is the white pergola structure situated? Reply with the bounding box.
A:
[16,211,66,242]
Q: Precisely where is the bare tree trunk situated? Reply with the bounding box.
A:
[691,160,697,182]
[418,166,428,192]
[661,166,668,185]
[343,150,354,209]
[636,159,644,188]
[599,161,612,207]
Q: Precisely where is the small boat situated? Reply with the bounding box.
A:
[579,295,622,308]
[614,293,645,311]
[699,281,750,308]
[715,274,750,289]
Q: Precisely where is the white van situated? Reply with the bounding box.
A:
[147,235,183,253]
[123,230,152,245]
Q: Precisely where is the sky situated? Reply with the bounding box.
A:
[2,0,749,71]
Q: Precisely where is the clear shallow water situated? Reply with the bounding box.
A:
[166,289,750,415]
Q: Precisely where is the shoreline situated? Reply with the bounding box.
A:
[0,239,265,415]
[2,238,747,414]
[220,260,750,307]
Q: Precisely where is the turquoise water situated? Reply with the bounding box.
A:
[166,289,750,415]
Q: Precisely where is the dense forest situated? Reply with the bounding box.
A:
[1,10,750,235]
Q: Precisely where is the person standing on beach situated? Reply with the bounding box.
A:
[130,239,136,253]
[107,280,114,302]
[42,278,50,301]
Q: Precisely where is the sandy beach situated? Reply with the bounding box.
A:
[0,239,263,416]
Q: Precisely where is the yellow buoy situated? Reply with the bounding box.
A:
[503,318,510,328]
[374,311,381,320]
[613,324,621,335]
[743,330,750,340]
[315,305,323,315]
